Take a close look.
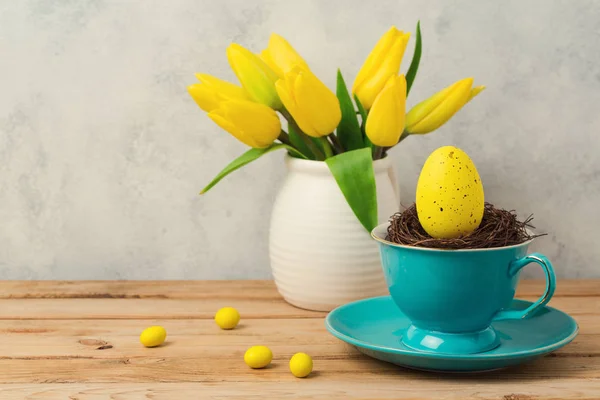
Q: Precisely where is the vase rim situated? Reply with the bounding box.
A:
[283,153,392,173]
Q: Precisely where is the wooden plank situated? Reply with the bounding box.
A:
[0,298,325,319]
[0,280,282,300]
[0,279,596,398]
[0,354,598,384]
[0,295,595,320]
[0,318,593,359]
[0,280,597,299]
[1,381,600,400]
[0,319,340,359]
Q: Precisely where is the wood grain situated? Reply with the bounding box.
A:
[2,381,600,400]
[0,319,596,359]
[0,296,597,320]
[0,280,596,399]
[1,280,597,299]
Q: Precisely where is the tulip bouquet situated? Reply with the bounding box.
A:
[189,23,484,232]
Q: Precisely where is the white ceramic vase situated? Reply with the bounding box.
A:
[269,154,400,311]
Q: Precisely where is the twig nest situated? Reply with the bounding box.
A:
[386,203,544,250]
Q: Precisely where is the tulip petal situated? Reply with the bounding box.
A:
[467,85,486,103]
[275,77,315,136]
[276,72,318,136]
[365,75,406,146]
[223,100,282,147]
[294,68,341,137]
[265,33,309,77]
[227,101,281,145]
[355,37,409,110]
[406,78,475,134]
[352,26,410,110]
[260,49,282,77]
[406,85,455,128]
[195,73,250,101]
[208,100,281,148]
[227,43,282,109]
[411,78,472,133]
[188,84,220,112]
[209,109,259,147]
[353,27,400,91]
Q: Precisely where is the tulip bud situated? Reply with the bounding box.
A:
[227,43,282,110]
[405,78,484,134]
[467,85,486,103]
[187,73,250,112]
[365,75,407,147]
[208,100,282,148]
[352,26,411,110]
[275,66,341,138]
[260,33,310,78]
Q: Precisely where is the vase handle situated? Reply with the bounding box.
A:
[387,164,400,203]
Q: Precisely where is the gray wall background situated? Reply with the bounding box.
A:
[1,0,599,279]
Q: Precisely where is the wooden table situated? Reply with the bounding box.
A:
[0,280,597,399]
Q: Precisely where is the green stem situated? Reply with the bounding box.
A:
[319,137,334,158]
[302,134,325,161]
[397,130,410,144]
[280,109,326,161]
[328,134,344,154]
[277,130,293,147]
[373,146,383,160]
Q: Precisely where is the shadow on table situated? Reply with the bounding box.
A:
[354,352,597,383]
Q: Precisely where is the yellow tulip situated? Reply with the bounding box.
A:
[405,78,485,134]
[467,85,486,103]
[227,43,282,109]
[208,100,281,148]
[187,73,250,112]
[352,26,411,110]
[365,75,407,147]
[260,33,310,78]
[275,66,341,138]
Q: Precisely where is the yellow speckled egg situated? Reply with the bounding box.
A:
[140,326,167,348]
[244,345,273,369]
[416,146,484,239]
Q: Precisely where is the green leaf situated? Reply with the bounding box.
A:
[335,69,363,151]
[405,21,422,95]
[354,95,373,152]
[354,94,368,127]
[288,121,327,160]
[288,122,316,160]
[326,148,378,232]
[364,134,373,151]
[200,144,306,194]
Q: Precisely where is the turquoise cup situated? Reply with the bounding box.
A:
[371,223,556,355]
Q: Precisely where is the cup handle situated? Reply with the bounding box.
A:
[493,253,556,321]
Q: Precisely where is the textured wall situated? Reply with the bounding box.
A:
[1,0,599,279]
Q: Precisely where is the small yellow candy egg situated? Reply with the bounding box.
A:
[215,307,240,330]
[289,352,313,378]
[140,326,167,348]
[416,146,485,239]
[244,345,273,369]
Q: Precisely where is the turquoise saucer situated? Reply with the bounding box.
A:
[325,296,578,373]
